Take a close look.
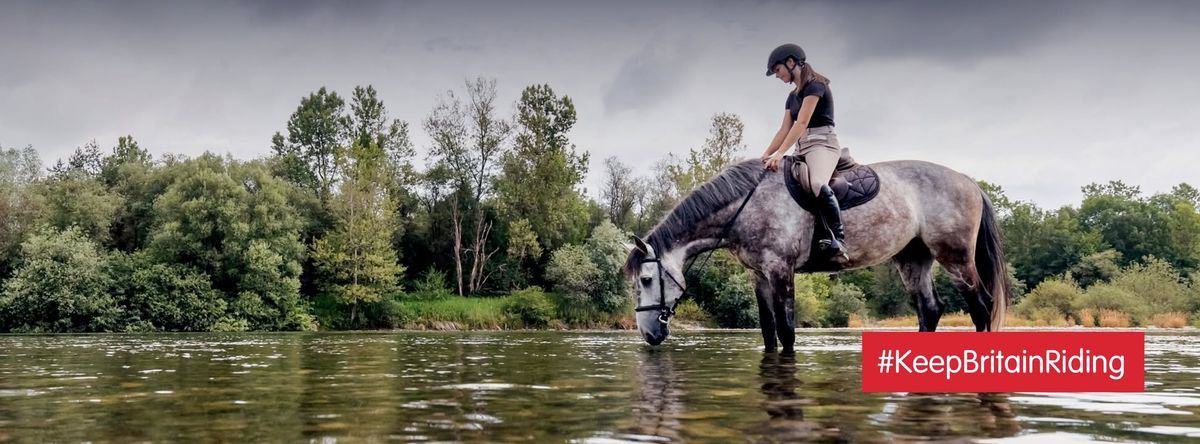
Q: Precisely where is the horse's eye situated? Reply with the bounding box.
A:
[640,276,653,285]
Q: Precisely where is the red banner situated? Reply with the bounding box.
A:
[861,332,1144,392]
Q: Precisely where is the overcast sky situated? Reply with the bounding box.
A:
[2,0,1198,209]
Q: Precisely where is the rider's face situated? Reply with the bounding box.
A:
[773,63,791,83]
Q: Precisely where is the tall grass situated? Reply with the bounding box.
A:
[394,296,510,330]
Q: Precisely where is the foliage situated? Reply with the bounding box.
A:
[1014,278,1082,323]
[0,226,118,332]
[824,282,867,327]
[502,286,556,328]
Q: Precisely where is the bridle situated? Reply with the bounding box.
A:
[633,170,767,325]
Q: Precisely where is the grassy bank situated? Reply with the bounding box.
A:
[391,292,638,331]
[386,296,1198,331]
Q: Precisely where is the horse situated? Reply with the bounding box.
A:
[623,158,1009,353]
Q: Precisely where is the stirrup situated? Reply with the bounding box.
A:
[817,239,850,264]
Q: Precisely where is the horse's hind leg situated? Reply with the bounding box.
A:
[936,254,992,332]
[894,241,941,332]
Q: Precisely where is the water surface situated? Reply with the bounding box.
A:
[0,331,1197,443]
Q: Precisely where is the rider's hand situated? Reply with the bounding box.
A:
[765,153,785,172]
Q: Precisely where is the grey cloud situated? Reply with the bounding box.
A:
[423,37,485,54]
[603,38,698,115]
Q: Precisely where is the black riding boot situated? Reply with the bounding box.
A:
[815,184,849,263]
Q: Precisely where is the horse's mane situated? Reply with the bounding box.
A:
[624,159,766,275]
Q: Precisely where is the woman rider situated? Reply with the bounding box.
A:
[760,43,848,263]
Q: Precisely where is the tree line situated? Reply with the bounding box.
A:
[2,79,1198,332]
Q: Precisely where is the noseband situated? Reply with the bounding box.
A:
[633,256,687,324]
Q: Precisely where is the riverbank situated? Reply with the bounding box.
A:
[388,299,1200,331]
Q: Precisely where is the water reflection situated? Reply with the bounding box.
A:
[880,392,1022,440]
[757,352,821,442]
[628,350,685,442]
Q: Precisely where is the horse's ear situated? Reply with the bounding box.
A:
[629,235,650,255]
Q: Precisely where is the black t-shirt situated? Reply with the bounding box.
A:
[786,81,834,128]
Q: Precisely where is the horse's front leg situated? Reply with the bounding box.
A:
[754,272,779,352]
[770,272,797,354]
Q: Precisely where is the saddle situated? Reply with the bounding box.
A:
[783,148,880,213]
[784,148,881,271]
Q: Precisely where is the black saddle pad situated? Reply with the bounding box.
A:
[783,157,881,212]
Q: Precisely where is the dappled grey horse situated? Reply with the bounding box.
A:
[624,159,1009,352]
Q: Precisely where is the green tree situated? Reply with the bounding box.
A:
[146,154,312,330]
[1110,257,1191,315]
[0,144,42,278]
[1078,181,1175,268]
[35,173,121,243]
[667,113,746,193]
[495,83,590,256]
[48,140,104,179]
[100,135,163,252]
[545,244,599,305]
[1069,249,1122,288]
[0,226,118,332]
[271,87,347,202]
[584,221,631,312]
[311,138,405,326]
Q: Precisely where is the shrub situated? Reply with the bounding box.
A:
[672,300,713,327]
[1150,312,1187,328]
[824,282,867,327]
[503,287,555,328]
[1097,310,1131,328]
[546,244,599,304]
[0,226,119,332]
[1079,308,1098,327]
[1075,284,1146,325]
[1110,258,1190,315]
[584,221,632,313]
[1014,278,1081,323]
[795,274,830,327]
[412,267,453,300]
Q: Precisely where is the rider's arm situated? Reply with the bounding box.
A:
[773,95,820,159]
[761,110,793,158]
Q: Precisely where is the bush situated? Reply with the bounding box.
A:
[1014,278,1081,323]
[546,221,630,314]
[825,282,867,327]
[584,221,632,313]
[1075,284,1146,325]
[1028,306,1071,326]
[1110,257,1190,315]
[1078,308,1098,327]
[1150,312,1187,328]
[1069,249,1121,288]
[795,274,830,327]
[1097,310,1131,328]
[546,244,599,304]
[0,226,119,332]
[503,287,555,328]
[412,267,453,300]
[672,300,713,326]
[111,253,226,331]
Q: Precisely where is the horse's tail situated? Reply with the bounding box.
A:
[976,192,1009,331]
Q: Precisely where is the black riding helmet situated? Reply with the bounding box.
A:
[766,43,806,76]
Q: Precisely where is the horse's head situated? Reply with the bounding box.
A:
[625,235,686,346]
